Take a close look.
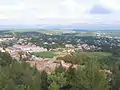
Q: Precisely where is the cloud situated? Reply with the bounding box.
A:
[100,0,120,11]
[0,0,120,26]
[90,4,111,14]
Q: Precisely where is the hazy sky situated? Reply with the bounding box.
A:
[0,0,120,27]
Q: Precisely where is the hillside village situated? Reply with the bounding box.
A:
[1,30,120,90]
[0,31,118,74]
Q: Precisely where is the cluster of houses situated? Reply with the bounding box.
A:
[13,44,47,53]
[0,44,81,73]
[0,37,15,43]
[0,36,113,75]
[65,44,99,52]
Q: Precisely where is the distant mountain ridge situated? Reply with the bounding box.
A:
[0,24,120,30]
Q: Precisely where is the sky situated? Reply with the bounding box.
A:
[0,0,120,29]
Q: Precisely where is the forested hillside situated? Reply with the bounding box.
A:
[0,50,120,90]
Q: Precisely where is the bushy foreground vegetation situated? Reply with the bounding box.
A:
[0,51,120,90]
[0,52,41,90]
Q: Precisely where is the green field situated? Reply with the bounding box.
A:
[31,51,62,58]
[32,51,111,59]
[37,30,73,35]
[74,32,96,36]
[10,30,98,36]
[10,29,73,35]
